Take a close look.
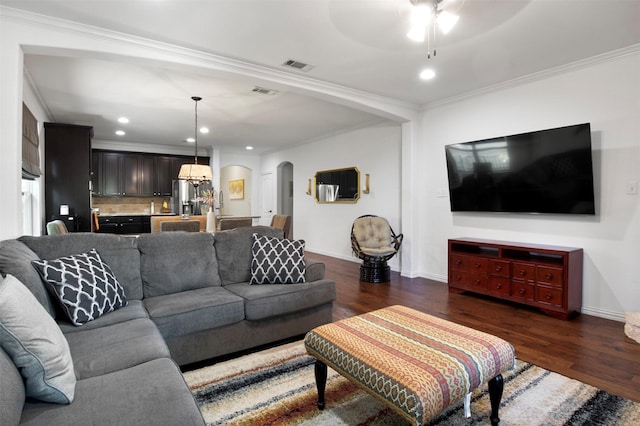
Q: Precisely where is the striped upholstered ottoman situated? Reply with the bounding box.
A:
[304,305,515,425]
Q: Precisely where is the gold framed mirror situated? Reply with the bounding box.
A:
[314,167,360,203]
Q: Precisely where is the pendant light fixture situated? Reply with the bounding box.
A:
[178,96,212,187]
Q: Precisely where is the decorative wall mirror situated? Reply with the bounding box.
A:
[314,167,360,203]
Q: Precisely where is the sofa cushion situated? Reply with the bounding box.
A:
[144,286,245,339]
[21,358,205,426]
[0,274,76,404]
[33,249,127,326]
[224,279,337,320]
[214,226,283,285]
[64,318,170,379]
[137,232,220,297]
[0,346,25,426]
[57,299,149,334]
[0,239,56,317]
[20,233,143,300]
[250,233,306,284]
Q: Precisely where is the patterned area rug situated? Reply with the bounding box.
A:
[183,341,640,425]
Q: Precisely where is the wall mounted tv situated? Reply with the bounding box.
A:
[445,123,595,215]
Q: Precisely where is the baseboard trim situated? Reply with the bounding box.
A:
[580,306,625,323]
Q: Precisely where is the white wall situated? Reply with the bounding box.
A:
[417,51,640,321]
[262,122,403,269]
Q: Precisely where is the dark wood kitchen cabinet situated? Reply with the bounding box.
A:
[92,150,208,198]
[96,152,142,197]
[44,123,93,232]
[96,215,151,234]
[141,155,173,196]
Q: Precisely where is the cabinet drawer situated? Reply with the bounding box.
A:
[468,272,488,291]
[450,254,471,271]
[488,277,510,295]
[511,281,535,301]
[469,257,489,273]
[512,262,535,281]
[449,269,466,288]
[98,216,117,225]
[536,266,564,287]
[535,286,563,307]
[489,259,510,278]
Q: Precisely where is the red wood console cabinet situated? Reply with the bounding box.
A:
[448,238,583,320]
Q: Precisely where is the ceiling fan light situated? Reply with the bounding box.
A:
[437,11,459,34]
[407,25,427,42]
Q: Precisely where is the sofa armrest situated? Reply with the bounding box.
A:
[305,258,325,282]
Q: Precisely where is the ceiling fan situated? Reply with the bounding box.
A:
[407,0,465,58]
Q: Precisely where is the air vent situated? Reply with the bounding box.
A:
[282,59,314,72]
[252,86,279,96]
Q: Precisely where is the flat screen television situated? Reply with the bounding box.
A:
[445,123,595,214]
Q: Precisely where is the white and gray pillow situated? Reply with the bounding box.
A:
[0,274,76,404]
[32,249,127,326]
[250,233,305,285]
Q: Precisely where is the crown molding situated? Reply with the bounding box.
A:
[1,6,418,123]
[423,44,640,111]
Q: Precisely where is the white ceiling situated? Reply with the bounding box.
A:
[5,0,640,154]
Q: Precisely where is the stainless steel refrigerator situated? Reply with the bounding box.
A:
[171,180,211,215]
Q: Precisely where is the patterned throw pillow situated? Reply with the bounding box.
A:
[250,234,306,285]
[32,249,127,326]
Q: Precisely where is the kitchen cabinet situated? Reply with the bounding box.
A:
[96,152,142,197]
[142,155,173,196]
[44,123,93,232]
[92,150,208,198]
[101,152,121,196]
[448,238,583,320]
[96,215,151,234]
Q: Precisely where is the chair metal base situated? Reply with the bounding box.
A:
[360,262,390,283]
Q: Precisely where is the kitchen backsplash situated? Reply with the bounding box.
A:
[93,196,172,215]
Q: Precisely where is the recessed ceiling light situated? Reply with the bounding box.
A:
[117,117,129,124]
[420,68,436,80]
[246,146,253,150]
[115,130,125,136]
[186,137,195,143]
[199,127,209,134]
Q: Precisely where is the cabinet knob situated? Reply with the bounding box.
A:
[474,279,481,285]
[545,293,553,300]
[545,273,553,280]
[495,265,502,272]
[474,263,481,268]
[455,259,462,265]
[495,283,502,289]
[455,275,462,281]
[519,288,526,295]
[518,269,526,276]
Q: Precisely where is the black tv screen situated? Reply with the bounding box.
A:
[445,123,595,214]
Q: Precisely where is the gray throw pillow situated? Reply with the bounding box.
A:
[0,274,76,404]
[250,233,306,284]
[32,249,127,326]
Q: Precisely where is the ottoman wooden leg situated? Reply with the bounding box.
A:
[314,360,328,410]
[488,374,504,425]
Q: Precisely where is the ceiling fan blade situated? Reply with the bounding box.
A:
[439,0,466,13]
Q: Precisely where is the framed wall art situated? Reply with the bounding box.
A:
[229,179,244,200]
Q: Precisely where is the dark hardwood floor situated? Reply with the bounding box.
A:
[310,252,640,403]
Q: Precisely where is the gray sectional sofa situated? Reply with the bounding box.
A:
[0,226,336,425]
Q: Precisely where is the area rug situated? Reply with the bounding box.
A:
[183,341,640,425]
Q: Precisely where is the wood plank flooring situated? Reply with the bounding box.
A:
[310,252,640,403]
